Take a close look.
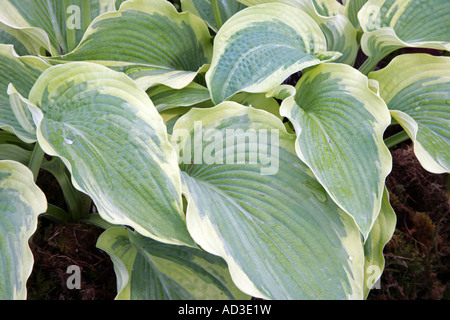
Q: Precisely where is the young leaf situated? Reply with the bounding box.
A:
[28,61,194,247]
[358,0,450,74]
[280,63,392,240]
[0,160,47,299]
[0,45,49,143]
[97,226,250,300]
[55,0,213,91]
[236,0,358,65]
[175,102,365,299]
[369,54,450,173]
[206,2,340,104]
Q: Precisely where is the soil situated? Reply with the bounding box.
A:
[26,219,116,300]
[368,142,449,300]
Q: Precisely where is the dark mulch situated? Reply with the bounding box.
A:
[27,220,116,300]
[368,143,449,299]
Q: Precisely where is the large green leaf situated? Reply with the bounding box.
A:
[237,0,358,65]
[358,0,450,74]
[55,0,213,91]
[28,61,194,247]
[0,160,47,299]
[97,226,250,300]
[0,45,49,143]
[182,0,247,32]
[280,63,392,239]
[369,54,450,173]
[174,102,365,299]
[205,2,341,104]
[0,0,116,56]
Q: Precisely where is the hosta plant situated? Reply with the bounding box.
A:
[0,0,448,300]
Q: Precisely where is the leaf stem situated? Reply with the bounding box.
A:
[358,56,379,75]
[47,0,67,55]
[81,213,116,230]
[211,0,223,30]
[64,0,76,52]
[41,204,72,224]
[28,143,45,182]
[81,0,92,34]
[41,157,92,222]
[384,130,410,148]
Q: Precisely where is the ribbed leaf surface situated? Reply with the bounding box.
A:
[29,61,194,246]
[176,102,365,299]
[97,226,250,300]
[0,160,47,299]
[280,63,392,239]
[369,54,450,173]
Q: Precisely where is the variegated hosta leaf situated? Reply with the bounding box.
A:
[369,54,450,173]
[238,0,344,16]
[0,160,47,299]
[363,187,396,298]
[147,82,212,113]
[0,144,32,166]
[288,0,359,66]
[230,91,282,120]
[157,90,281,134]
[28,61,194,247]
[236,0,358,65]
[280,63,392,239]
[174,102,365,299]
[181,0,247,32]
[0,20,50,56]
[97,226,250,300]
[6,84,39,143]
[288,0,358,65]
[0,0,117,56]
[0,131,34,166]
[358,0,450,74]
[316,8,358,65]
[205,2,341,104]
[55,0,213,91]
[312,0,345,16]
[115,0,128,9]
[0,45,49,143]
[344,0,368,29]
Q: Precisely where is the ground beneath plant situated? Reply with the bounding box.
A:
[26,141,449,300]
[27,220,116,300]
[368,142,449,300]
